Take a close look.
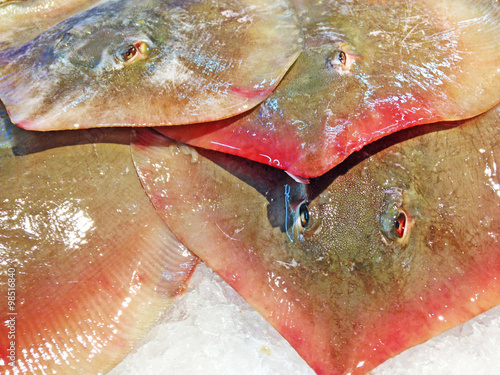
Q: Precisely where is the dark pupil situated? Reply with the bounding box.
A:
[299,204,309,228]
[394,212,406,238]
[123,45,137,61]
[338,51,346,65]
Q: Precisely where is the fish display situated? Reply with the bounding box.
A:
[0,0,499,374]
[0,0,301,130]
[163,0,500,177]
[131,103,500,374]
[110,264,500,375]
[0,106,198,374]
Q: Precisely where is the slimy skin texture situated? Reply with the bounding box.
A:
[0,0,107,48]
[162,0,500,178]
[132,104,500,375]
[0,104,198,374]
[0,0,301,130]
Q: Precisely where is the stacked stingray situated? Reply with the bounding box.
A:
[0,0,499,374]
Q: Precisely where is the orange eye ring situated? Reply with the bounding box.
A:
[122,45,137,61]
[394,212,406,238]
[115,41,150,64]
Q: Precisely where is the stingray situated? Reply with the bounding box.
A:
[0,0,107,48]
[131,103,500,375]
[0,104,198,373]
[0,0,301,130]
[162,0,500,178]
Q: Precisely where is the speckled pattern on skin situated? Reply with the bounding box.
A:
[132,104,500,375]
[162,0,500,178]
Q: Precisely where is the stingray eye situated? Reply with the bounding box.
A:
[115,41,150,64]
[337,51,347,65]
[381,208,409,242]
[327,43,358,72]
[380,189,410,242]
[299,202,310,229]
[291,201,310,241]
[327,50,346,68]
[115,44,136,62]
[394,212,406,238]
[123,45,137,61]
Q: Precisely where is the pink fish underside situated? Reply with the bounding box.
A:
[0,0,301,131]
[132,103,500,375]
[162,0,500,178]
[0,107,198,374]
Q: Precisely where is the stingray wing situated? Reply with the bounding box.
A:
[0,106,198,373]
[131,104,500,375]
[0,0,301,130]
[0,0,107,48]
[162,0,500,178]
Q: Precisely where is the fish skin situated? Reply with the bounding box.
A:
[0,0,301,130]
[0,0,108,48]
[131,103,500,375]
[0,104,198,374]
[162,0,500,178]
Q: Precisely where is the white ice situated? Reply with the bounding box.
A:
[110,262,500,375]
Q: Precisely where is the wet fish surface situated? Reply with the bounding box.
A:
[131,103,500,374]
[0,0,107,48]
[0,0,301,130]
[163,0,500,178]
[0,103,198,374]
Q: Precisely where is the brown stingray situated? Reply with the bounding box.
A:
[0,0,107,48]
[0,104,198,374]
[0,0,301,130]
[131,103,500,375]
[162,0,500,178]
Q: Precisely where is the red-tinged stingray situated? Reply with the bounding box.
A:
[0,0,107,48]
[162,0,500,178]
[0,106,198,373]
[131,103,500,375]
[0,0,301,131]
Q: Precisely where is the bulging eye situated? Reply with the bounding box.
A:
[115,41,150,64]
[122,45,137,61]
[330,50,346,66]
[394,212,406,238]
[380,189,411,242]
[291,201,311,241]
[394,211,406,238]
[381,208,409,242]
[299,202,310,229]
[326,43,358,72]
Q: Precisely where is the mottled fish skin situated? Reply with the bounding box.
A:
[0,0,107,48]
[131,104,500,375]
[0,0,301,130]
[162,0,500,178]
[0,103,198,374]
